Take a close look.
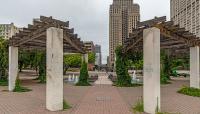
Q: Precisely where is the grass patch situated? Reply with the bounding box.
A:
[63,100,71,110]
[0,79,8,86]
[13,78,32,92]
[13,86,32,92]
[178,86,200,97]
[132,98,177,114]
[133,99,144,113]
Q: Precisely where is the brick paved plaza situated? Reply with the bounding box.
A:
[0,71,200,114]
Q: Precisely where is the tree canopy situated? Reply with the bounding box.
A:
[0,37,8,80]
[64,52,96,68]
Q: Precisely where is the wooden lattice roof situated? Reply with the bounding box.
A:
[9,16,85,54]
[123,16,200,55]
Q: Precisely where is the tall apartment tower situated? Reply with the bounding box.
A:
[171,0,200,37]
[109,0,140,68]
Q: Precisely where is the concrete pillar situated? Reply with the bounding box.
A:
[82,53,88,63]
[8,46,18,91]
[75,75,79,83]
[72,74,75,81]
[143,27,160,114]
[190,46,200,88]
[68,75,72,82]
[46,27,63,111]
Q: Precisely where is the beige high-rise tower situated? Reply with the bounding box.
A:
[171,0,200,37]
[109,0,140,68]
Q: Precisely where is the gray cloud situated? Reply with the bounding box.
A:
[0,0,170,64]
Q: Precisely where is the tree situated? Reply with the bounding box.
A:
[0,37,8,80]
[64,54,82,68]
[35,51,46,83]
[88,52,95,64]
[76,60,90,86]
[18,51,31,72]
[115,46,132,87]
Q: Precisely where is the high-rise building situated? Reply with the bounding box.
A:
[83,41,95,53]
[0,23,20,39]
[95,44,102,66]
[171,0,200,37]
[109,0,140,68]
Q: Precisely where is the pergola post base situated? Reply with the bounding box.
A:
[8,46,18,92]
[190,46,200,89]
[46,27,64,111]
[143,27,160,114]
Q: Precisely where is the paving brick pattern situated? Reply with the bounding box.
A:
[118,77,200,114]
[73,85,132,114]
[0,71,90,114]
[1,71,200,114]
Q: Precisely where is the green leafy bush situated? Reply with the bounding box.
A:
[0,38,8,80]
[0,79,8,86]
[160,69,171,85]
[76,61,90,86]
[115,46,132,87]
[37,52,46,83]
[88,52,95,64]
[178,86,200,97]
[64,54,82,68]
[13,75,32,92]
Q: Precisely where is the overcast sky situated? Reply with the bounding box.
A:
[0,0,170,64]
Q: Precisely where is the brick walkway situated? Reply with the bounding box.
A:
[0,71,90,114]
[1,71,200,114]
[72,74,131,114]
[73,85,132,114]
[94,73,113,85]
[118,77,200,114]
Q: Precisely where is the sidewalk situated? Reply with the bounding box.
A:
[72,85,132,114]
[94,73,113,85]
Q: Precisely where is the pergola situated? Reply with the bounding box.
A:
[123,16,200,114]
[8,16,87,111]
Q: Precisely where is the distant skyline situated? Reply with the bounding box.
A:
[0,0,170,64]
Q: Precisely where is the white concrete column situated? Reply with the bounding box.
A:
[143,27,160,114]
[8,46,18,91]
[82,53,88,63]
[68,75,72,82]
[72,74,75,81]
[190,46,200,88]
[46,27,63,111]
[75,75,79,83]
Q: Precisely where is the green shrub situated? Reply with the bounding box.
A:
[76,60,90,86]
[115,46,132,87]
[13,76,32,92]
[178,86,200,97]
[0,79,8,86]
[63,99,71,110]
[161,71,171,85]
[38,53,46,83]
